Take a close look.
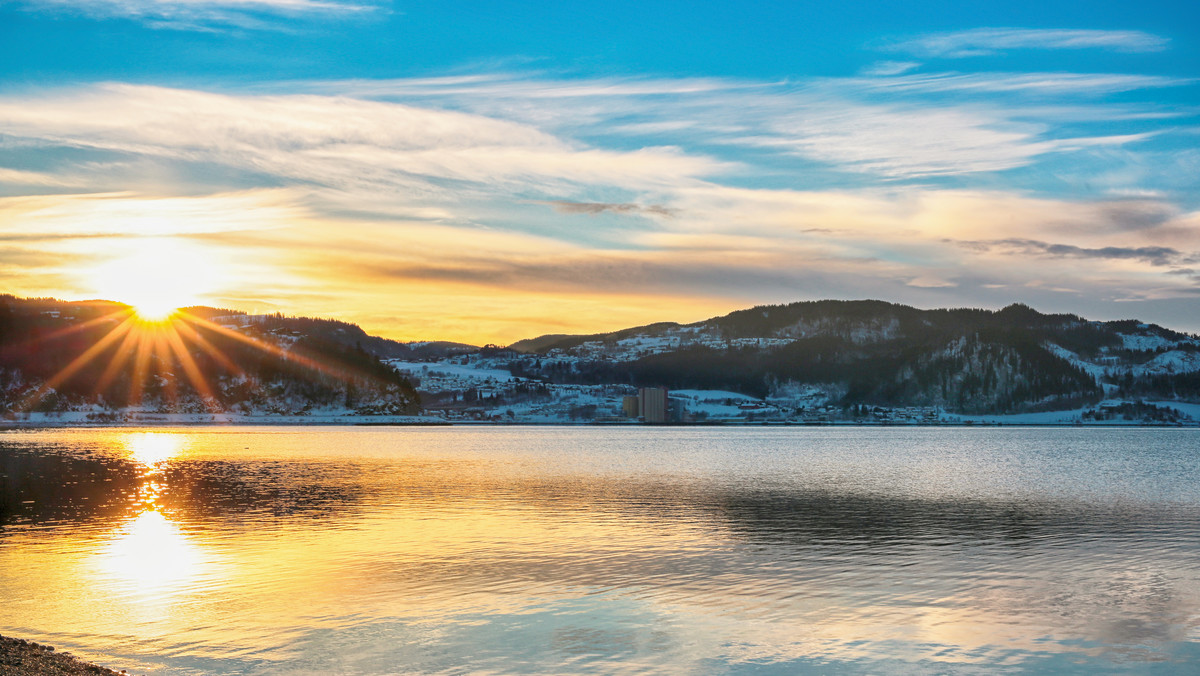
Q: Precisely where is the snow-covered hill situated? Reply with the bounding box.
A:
[393,301,1199,424]
[5,296,1196,426]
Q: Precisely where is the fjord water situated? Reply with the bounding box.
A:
[1,427,1198,674]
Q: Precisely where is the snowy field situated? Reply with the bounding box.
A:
[946,400,1199,426]
[1,411,440,427]
[387,360,513,382]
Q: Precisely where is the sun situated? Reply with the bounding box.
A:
[131,300,180,322]
[85,237,223,319]
[17,270,382,416]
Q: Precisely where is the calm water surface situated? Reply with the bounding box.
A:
[1,426,1199,674]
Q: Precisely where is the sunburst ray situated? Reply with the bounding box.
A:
[94,322,145,397]
[128,326,158,409]
[18,317,137,411]
[26,308,132,345]
[180,315,352,382]
[15,307,409,416]
[162,322,221,413]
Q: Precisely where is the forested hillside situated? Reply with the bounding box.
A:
[0,296,419,417]
[504,301,1198,414]
[4,295,1197,421]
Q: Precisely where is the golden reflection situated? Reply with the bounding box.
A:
[123,431,187,468]
[121,432,188,509]
[98,509,206,596]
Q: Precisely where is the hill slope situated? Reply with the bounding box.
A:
[0,296,420,418]
[493,300,1198,415]
[5,296,1197,422]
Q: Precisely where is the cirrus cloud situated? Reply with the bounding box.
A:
[885,28,1170,59]
[12,0,385,30]
[0,69,1197,340]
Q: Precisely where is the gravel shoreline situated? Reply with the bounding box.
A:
[0,636,128,675]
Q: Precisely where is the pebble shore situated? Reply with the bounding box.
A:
[0,636,126,675]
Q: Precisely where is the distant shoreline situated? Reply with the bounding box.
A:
[1,418,1197,430]
[7,399,1198,430]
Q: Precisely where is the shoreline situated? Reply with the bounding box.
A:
[4,399,1197,430]
[1,419,1197,430]
[0,635,126,675]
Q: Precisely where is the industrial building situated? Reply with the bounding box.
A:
[638,387,669,423]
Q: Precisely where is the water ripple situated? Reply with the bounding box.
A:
[2,426,1199,674]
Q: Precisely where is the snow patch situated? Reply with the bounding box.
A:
[388,360,513,382]
[1141,350,1200,375]
[1119,332,1173,352]
[1044,343,1106,383]
[671,389,759,402]
[1148,400,1200,421]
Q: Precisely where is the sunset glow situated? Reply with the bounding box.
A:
[10,304,398,417]
[83,238,222,322]
[98,508,207,597]
[124,431,187,467]
[0,3,1194,343]
[2,4,1199,675]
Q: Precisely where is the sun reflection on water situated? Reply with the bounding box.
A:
[121,431,189,509]
[98,509,208,600]
[96,433,211,603]
[123,431,187,468]
[2,427,1197,674]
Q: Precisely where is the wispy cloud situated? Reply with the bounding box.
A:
[955,238,1192,267]
[542,201,677,218]
[886,28,1170,58]
[0,189,304,238]
[0,167,76,187]
[839,72,1190,96]
[4,184,1199,341]
[755,105,1053,177]
[907,275,957,288]
[860,61,921,77]
[0,84,725,212]
[318,71,1187,181]
[16,0,384,30]
[1,70,1197,339]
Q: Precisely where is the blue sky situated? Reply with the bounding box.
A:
[1,0,1198,342]
[3,1,1197,83]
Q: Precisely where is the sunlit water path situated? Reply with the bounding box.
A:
[2,427,1199,674]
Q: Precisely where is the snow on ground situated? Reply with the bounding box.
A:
[943,408,1090,425]
[943,399,1200,425]
[1046,342,1200,380]
[1140,350,1200,375]
[2,411,441,427]
[388,360,513,382]
[1119,332,1174,351]
[670,390,772,419]
[7,401,1196,427]
[671,390,759,402]
[1149,401,1200,421]
[1044,343,1107,382]
[548,328,792,362]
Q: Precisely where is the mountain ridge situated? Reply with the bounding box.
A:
[3,295,1198,422]
[480,299,1199,419]
[507,300,1193,353]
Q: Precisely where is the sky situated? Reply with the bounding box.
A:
[1,0,1198,344]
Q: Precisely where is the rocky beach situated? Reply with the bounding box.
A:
[0,636,125,675]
